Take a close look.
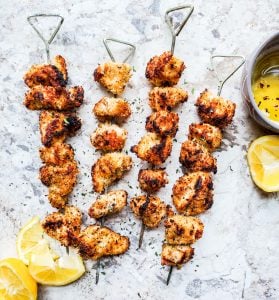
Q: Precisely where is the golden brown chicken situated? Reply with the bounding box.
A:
[161,244,194,267]
[92,152,132,193]
[195,89,236,129]
[94,62,132,95]
[179,140,217,174]
[138,168,168,193]
[149,87,188,111]
[145,51,185,86]
[172,172,213,215]
[131,133,173,166]
[145,111,179,137]
[40,142,74,166]
[88,190,127,219]
[90,123,127,152]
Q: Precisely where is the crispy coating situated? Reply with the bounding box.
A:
[41,205,82,247]
[94,62,132,95]
[88,190,127,219]
[130,195,167,228]
[161,244,194,267]
[24,55,68,88]
[172,172,213,215]
[179,140,217,174]
[149,87,188,111]
[131,133,173,166]
[195,89,236,129]
[165,215,204,245]
[188,123,222,152]
[39,110,81,147]
[145,51,185,86]
[138,168,168,193]
[40,142,74,166]
[92,152,132,193]
[93,97,131,123]
[90,122,127,152]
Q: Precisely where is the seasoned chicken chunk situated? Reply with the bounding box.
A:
[40,142,74,166]
[179,140,217,174]
[41,205,82,247]
[94,62,132,95]
[131,133,173,166]
[88,190,127,219]
[188,123,222,151]
[130,195,167,228]
[138,168,168,193]
[39,110,81,147]
[165,215,204,245]
[195,89,236,129]
[92,152,132,193]
[93,97,131,123]
[24,85,84,111]
[149,87,188,111]
[161,244,194,267]
[90,123,127,152]
[172,172,213,215]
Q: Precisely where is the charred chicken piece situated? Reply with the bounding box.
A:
[138,168,168,193]
[145,51,185,86]
[195,89,236,129]
[161,244,194,267]
[88,190,128,219]
[172,172,213,215]
[92,152,132,193]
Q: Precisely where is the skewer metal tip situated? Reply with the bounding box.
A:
[137,222,145,250]
[166,266,173,285]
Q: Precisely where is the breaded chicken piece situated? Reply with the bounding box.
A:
[165,215,204,245]
[24,55,68,88]
[195,89,236,129]
[41,205,82,247]
[149,87,188,111]
[146,51,185,86]
[130,195,167,228]
[76,225,130,260]
[161,244,194,267]
[146,111,179,137]
[138,168,168,193]
[94,62,132,95]
[131,133,173,166]
[39,110,81,147]
[88,190,127,219]
[93,97,131,123]
[188,123,222,152]
[179,140,217,174]
[172,172,213,215]
[24,86,84,111]
[40,142,74,165]
[92,152,132,193]
[90,123,127,152]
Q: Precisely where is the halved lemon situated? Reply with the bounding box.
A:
[247,135,279,192]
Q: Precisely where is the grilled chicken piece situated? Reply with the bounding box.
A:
[146,111,179,137]
[90,123,127,152]
[130,195,167,228]
[179,140,217,174]
[188,123,222,152]
[24,55,68,88]
[131,133,172,166]
[94,62,132,95]
[172,172,213,215]
[195,89,236,129]
[165,215,204,245]
[76,225,130,260]
[161,244,194,267]
[39,110,81,147]
[41,205,82,247]
[146,51,185,86]
[92,152,132,193]
[93,97,131,123]
[40,142,74,166]
[88,190,127,219]
[138,168,168,193]
[24,86,84,111]
[149,87,188,111]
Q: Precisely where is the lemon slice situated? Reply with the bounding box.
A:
[247,135,279,192]
[0,257,37,300]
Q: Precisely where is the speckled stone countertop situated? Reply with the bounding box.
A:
[0,0,278,299]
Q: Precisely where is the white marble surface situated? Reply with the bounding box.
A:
[0,0,279,299]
